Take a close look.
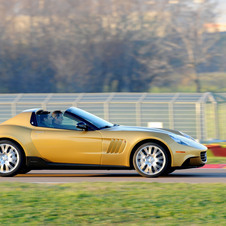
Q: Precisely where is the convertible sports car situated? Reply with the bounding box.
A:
[0,107,207,177]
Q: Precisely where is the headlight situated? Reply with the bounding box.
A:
[169,134,190,146]
[169,134,207,151]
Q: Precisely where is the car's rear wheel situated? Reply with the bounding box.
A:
[0,140,23,177]
[133,142,170,178]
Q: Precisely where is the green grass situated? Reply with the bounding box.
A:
[0,182,225,225]
[207,157,226,164]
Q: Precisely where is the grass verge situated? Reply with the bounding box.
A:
[207,156,226,164]
[0,182,225,225]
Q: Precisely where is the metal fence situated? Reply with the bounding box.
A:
[0,92,225,141]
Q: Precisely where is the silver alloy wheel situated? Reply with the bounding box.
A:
[136,145,166,176]
[0,144,20,174]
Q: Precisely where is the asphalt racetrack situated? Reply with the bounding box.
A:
[0,168,225,183]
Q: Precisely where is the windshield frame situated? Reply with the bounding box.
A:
[65,107,114,130]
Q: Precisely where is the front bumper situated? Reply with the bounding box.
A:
[174,151,207,169]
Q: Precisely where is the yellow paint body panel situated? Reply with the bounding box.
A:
[31,128,102,164]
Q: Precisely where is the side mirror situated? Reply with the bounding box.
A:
[76,122,88,131]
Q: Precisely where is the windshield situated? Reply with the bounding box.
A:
[65,107,114,129]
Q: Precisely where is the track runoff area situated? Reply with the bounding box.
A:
[0,166,225,183]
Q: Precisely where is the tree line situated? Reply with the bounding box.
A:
[0,0,225,93]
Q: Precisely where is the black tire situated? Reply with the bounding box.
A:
[0,140,23,177]
[162,168,175,175]
[133,142,170,178]
[18,167,31,174]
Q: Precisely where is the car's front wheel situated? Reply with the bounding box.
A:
[133,142,170,178]
[19,167,31,174]
[0,140,23,177]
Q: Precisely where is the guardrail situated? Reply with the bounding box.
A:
[0,92,225,141]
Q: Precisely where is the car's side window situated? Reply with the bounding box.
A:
[35,111,82,130]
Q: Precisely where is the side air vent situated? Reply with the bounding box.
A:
[106,139,126,154]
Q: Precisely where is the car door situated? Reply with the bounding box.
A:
[31,127,102,164]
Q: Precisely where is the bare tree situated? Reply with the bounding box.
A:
[167,0,220,92]
[0,0,222,93]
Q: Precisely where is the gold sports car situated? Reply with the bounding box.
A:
[0,107,207,177]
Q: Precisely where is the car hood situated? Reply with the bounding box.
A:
[106,125,182,136]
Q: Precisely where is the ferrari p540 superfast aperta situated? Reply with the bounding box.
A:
[0,107,207,177]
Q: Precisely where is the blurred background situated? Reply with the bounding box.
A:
[0,0,225,93]
[0,0,226,142]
